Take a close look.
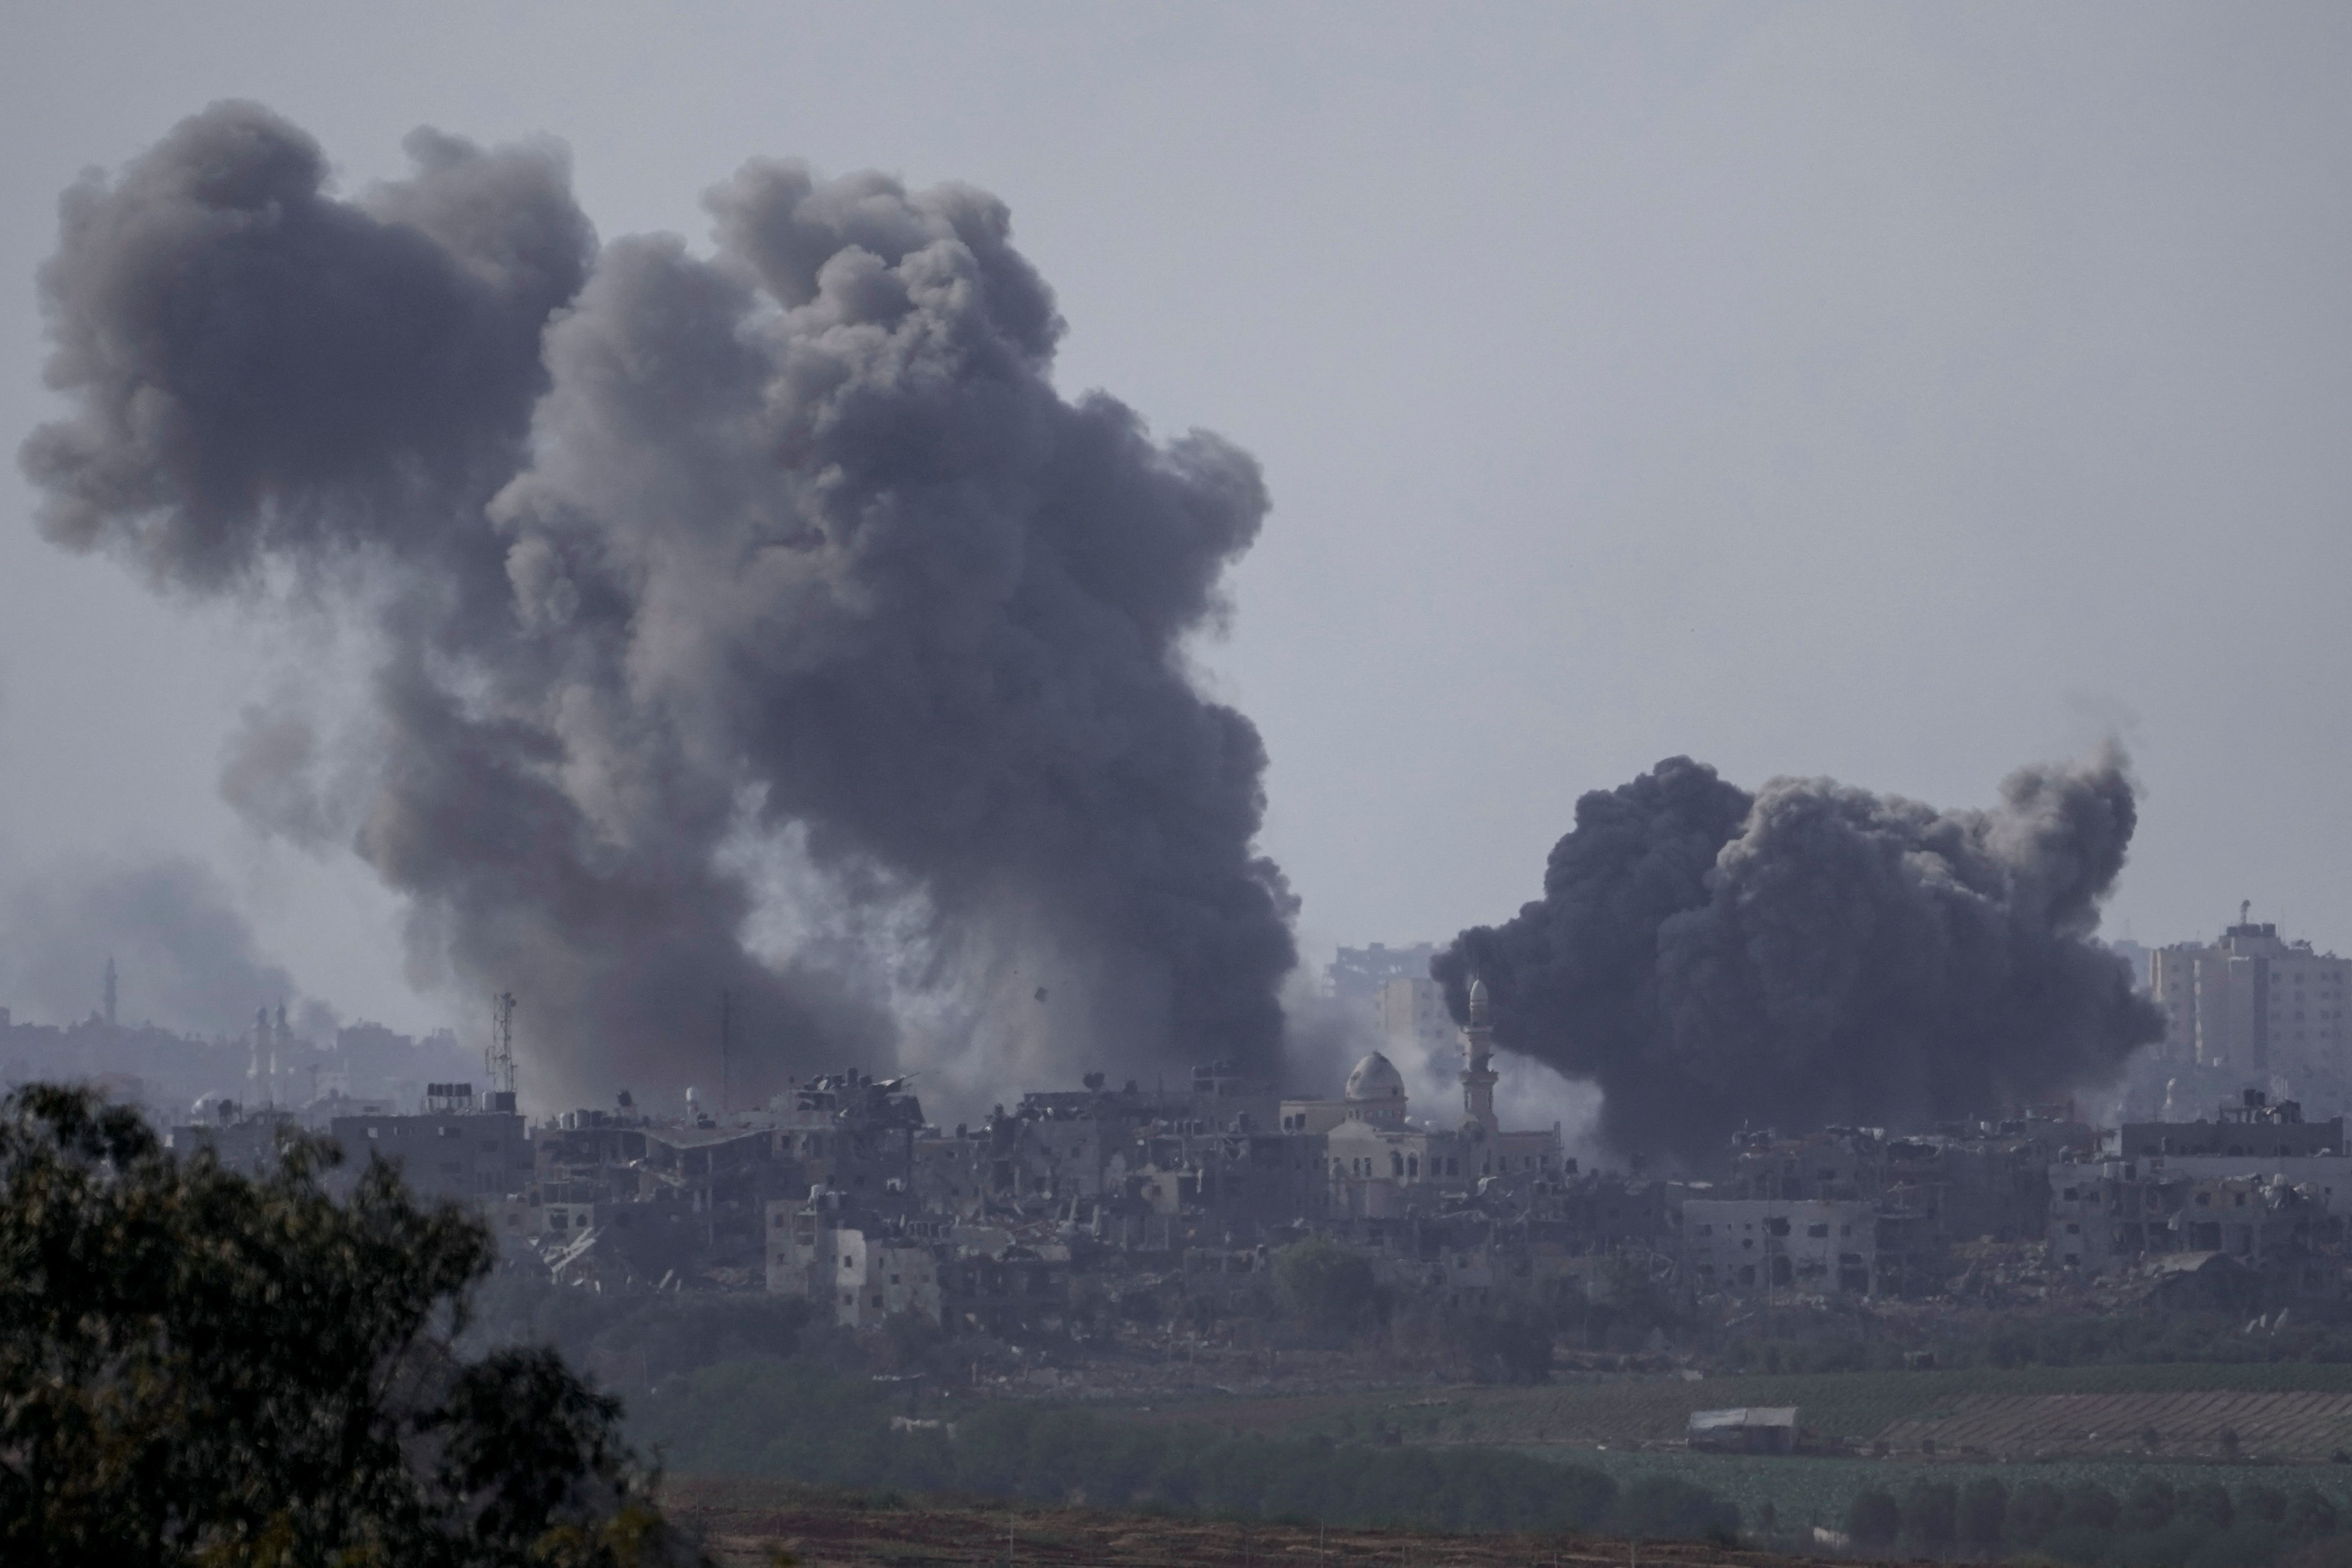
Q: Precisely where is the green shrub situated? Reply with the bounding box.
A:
[2124,1476,2177,1532]
[1846,1487,1900,1550]
[2179,1480,2235,1531]
[1272,1239,1385,1341]
[2064,1481,2122,1532]
[1613,1476,1737,1540]
[1959,1477,2008,1551]
[1901,1478,1957,1552]
[2011,1481,2067,1546]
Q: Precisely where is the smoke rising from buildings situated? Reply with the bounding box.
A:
[0,853,301,1037]
[22,103,1296,1105]
[1436,748,2167,1162]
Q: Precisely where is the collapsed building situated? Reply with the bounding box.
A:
[2045,1090,2352,1298]
[1667,1108,2098,1300]
[142,986,2352,1336]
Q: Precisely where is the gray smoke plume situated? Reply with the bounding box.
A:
[1435,749,2166,1162]
[0,853,298,1036]
[23,103,1295,1105]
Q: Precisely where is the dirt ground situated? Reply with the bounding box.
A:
[661,1479,1844,1568]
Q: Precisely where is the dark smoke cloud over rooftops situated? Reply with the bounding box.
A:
[1435,748,2166,1162]
[22,102,1296,1106]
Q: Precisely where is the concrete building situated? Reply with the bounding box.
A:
[2048,1158,2178,1270]
[2050,1145,2352,1276]
[768,1193,949,1329]
[2149,917,2352,1082]
[2121,1089,2344,1159]
[1326,943,1438,1014]
[166,1102,298,1178]
[2151,1155,2352,1215]
[1314,980,1567,1218]
[330,1100,532,1202]
[1377,974,1462,1083]
[1681,1199,1879,1295]
[1283,1050,1411,1135]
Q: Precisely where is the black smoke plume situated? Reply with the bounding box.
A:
[1435,749,2165,1162]
[23,103,1295,1105]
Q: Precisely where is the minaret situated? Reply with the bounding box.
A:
[1460,976,1499,1135]
[249,1007,267,1103]
[103,957,117,1028]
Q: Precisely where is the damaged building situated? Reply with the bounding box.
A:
[134,974,2352,1340]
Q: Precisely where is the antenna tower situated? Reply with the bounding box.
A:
[719,989,733,1114]
[487,992,519,1098]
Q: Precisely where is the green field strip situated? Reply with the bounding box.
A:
[1124,1364,2352,1452]
[1510,1446,2352,1535]
[1877,1389,2352,1461]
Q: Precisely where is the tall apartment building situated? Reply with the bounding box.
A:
[2148,916,2352,1081]
[1377,975,1462,1077]
[1326,943,1438,1012]
[1327,943,1461,1083]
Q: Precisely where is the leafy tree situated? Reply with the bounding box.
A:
[2009,1481,2066,1547]
[468,1269,813,1385]
[1272,1238,1385,1340]
[1846,1488,1900,1550]
[2292,1488,2341,1540]
[1613,1476,1737,1540]
[0,1084,693,1566]
[2063,1481,2121,1532]
[1958,1478,2008,1552]
[2179,1481,2235,1531]
[2124,1476,2177,1532]
[1901,1479,1957,1553]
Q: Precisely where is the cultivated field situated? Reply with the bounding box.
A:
[1521,1447,2352,1535]
[1878,1390,2352,1463]
[1109,1363,2352,1452]
[664,1479,1821,1568]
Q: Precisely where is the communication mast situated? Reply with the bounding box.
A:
[718,989,733,1115]
[487,992,519,1099]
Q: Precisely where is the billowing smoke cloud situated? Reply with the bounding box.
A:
[1436,749,2166,1162]
[23,103,1294,1106]
[0,853,298,1036]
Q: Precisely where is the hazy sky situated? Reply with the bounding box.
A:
[3,2,2348,1035]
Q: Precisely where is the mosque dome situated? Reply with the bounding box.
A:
[1344,1051,1407,1103]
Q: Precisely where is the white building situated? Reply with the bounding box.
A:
[1304,978,1566,1218]
[1282,1049,1413,1135]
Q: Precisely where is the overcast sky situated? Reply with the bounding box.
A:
[2,2,2347,1035]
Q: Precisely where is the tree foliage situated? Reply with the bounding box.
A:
[1845,1487,1900,1549]
[0,1084,695,1566]
[1272,1238,1385,1340]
